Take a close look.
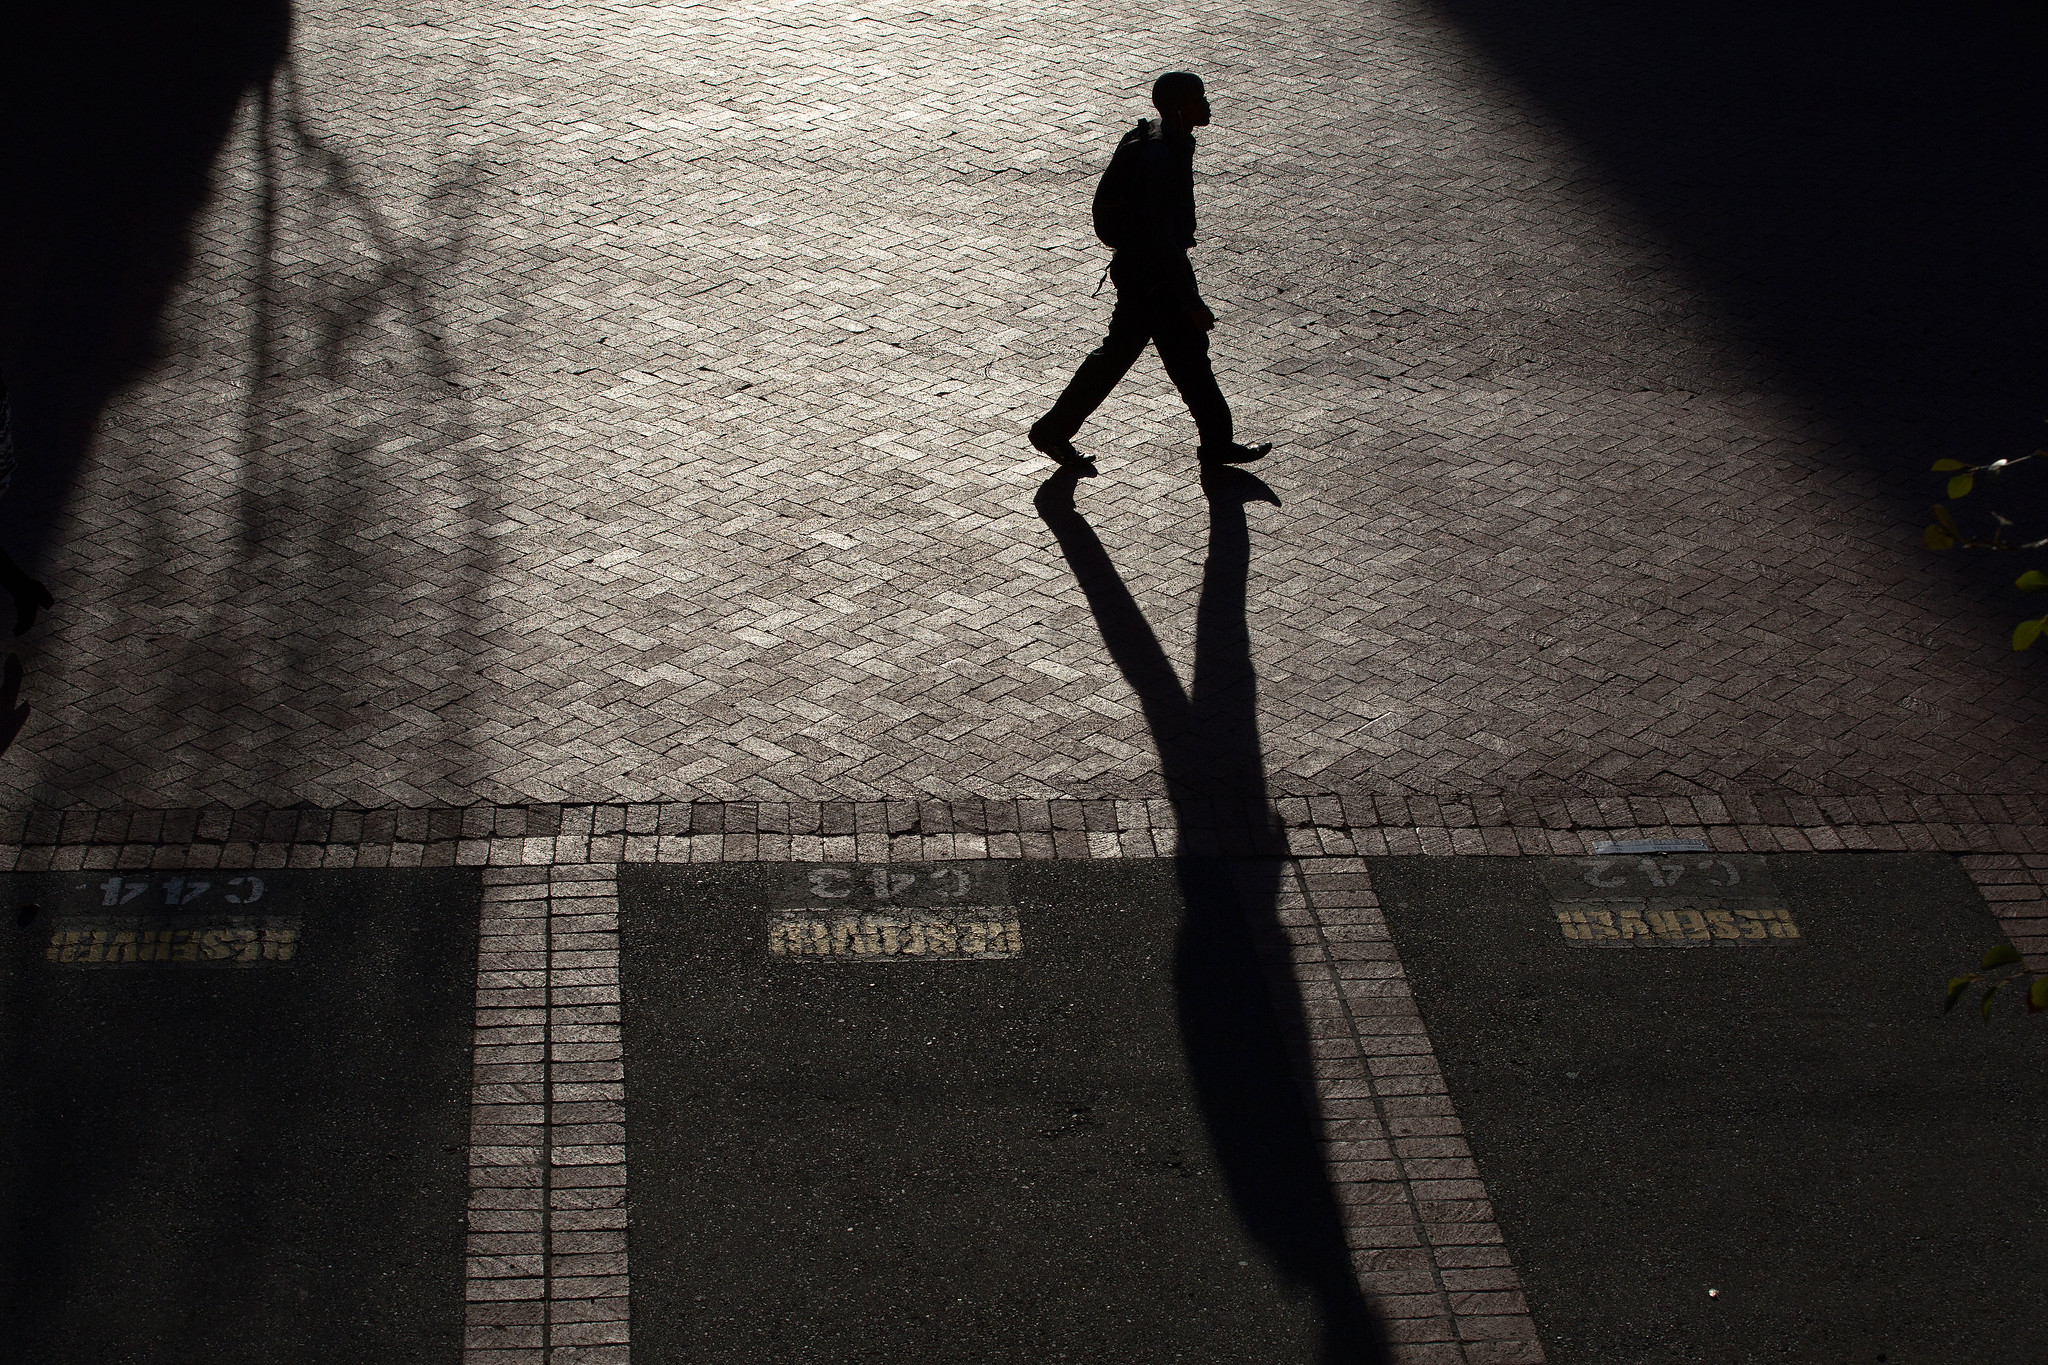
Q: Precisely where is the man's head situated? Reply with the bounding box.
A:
[1152,71,1209,128]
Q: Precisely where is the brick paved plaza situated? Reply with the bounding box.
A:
[12,0,2048,811]
[5,0,2047,1362]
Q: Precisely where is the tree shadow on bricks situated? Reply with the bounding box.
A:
[8,41,502,806]
[181,62,498,801]
[1425,1,2048,607]
[1035,466,1390,1365]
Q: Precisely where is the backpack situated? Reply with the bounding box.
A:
[1090,119,1153,249]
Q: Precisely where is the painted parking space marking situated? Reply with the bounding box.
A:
[1541,854,1777,899]
[1554,900,1800,947]
[29,873,302,968]
[772,861,1010,908]
[45,917,301,966]
[760,862,1022,960]
[766,909,1022,960]
[1544,854,1800,947]
[86,873,271,907]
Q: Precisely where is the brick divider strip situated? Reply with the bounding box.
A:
[1241,860,1543,1363]
[468,872,549,1362]
[467,867,628,1365]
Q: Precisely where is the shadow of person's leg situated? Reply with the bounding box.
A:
[1033,467,1387,1362]
[1172,856,1387,1363]
[1032,469,1190,738]
[1179,467,1388,1363]
[1188,467,1272,791]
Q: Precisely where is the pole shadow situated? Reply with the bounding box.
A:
[1034,467,1389,1364]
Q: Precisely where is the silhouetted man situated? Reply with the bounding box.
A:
[1030,72,1270,474]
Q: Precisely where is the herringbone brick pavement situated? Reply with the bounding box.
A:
[7,0,2043,809]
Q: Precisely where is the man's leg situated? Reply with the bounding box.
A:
[1155,314,1269,462]
[1032,281,1151,455]
[1149,318,1234,450]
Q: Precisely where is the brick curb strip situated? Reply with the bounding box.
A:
[8,795,2044,966]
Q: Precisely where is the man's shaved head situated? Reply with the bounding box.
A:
[1151,71,1204,109]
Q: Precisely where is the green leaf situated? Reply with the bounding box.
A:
[1980,981,2001,1019]
[2015,618,2045,651]
[1945,975,1975,1012]
[1983,944,2023,969]
[1948,473,1975,500]
[1924,525,1957,551]
[2029,976,2048,1013]
[1932,459,1968,472]
[2018,570,2048,593]
[1933,505,1959,532]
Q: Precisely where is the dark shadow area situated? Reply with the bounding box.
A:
[0,869,476,1362]
[0,656,28,761]
[1425,2,2048,567]
[0,0,291,571]
[1035,467,1388,1363]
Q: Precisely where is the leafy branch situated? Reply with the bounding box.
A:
[1922,444,2048,649]
[1945,943,2048,1020]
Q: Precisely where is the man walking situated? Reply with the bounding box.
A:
[1030,71,1270,473]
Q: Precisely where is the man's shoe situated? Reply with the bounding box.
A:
[1029,423,1097,475]
[1198,441,1271,465]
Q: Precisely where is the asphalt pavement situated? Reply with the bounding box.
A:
[5,0,2048,1357]
[621,858,1382,1364]
[0,868,478,1365]
[1371,851,2048,1365]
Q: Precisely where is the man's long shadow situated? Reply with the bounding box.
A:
[1034,467,1388,1364]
